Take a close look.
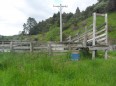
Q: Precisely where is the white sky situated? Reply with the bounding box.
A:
[0,0,97,36]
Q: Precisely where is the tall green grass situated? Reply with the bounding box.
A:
[0,52,116,86]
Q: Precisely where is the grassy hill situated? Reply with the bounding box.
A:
[3,12,116,43]
[10,0,115,42]
[0,52,116,86]
[35,12,116,42]
[86,12,116,39]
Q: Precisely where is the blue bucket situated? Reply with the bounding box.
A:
[71,53,80,61]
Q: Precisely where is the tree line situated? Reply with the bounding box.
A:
[21,0,116,36]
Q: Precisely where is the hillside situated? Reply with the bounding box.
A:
[9,0,115,43]
[34,12,116,43]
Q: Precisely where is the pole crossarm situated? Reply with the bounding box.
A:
[53,5,67,7]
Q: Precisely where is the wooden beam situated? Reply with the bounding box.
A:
[87,38,93,42]
[96,13,105,16]
[97,37,106,42]
[96,28,106,35]
[13,47,30,50]
[95,33,106,39]
[89,46,109,50]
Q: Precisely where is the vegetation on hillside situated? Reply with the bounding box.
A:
[1,0,116,42]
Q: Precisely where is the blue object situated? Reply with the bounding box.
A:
[71,53,80,61]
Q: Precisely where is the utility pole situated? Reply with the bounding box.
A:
[53,4,67,42]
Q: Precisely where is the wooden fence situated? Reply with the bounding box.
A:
[0,41,69,53]
[66,13,109,59]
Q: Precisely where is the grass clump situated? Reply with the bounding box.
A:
[0,52,116,86]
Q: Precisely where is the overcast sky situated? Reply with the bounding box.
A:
[0,0,98,36]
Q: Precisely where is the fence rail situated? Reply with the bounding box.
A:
[0,41,69,53]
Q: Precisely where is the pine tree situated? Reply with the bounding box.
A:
[75,7,81,18]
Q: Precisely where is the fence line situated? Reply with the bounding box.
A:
[0,41,69,53]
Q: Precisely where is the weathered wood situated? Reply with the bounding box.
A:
[0,45,10,47]
[83,27,87,47]
[61,41,81,44]
[64,12,108,60]
[87,38,93,42]
[89,46,109,50]
[97,37,106,42]
[93,13,96,46]
[95,33,106,39]
[105,50,108,60]
[96,13,105,16]
[33,47,48,49]
[105,13,108,45]
[96,28,105,35]
[48,42,52,55]
[87,32,93,37]
[92,51,95,60]
[14,47,30,50]
[92,13,96,59]
[10,41,13,51]
[30,42,33,52]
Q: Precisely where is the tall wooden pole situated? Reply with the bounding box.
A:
[92,13,96,60]
[53,4,67,42]
[105,13,108,45]
[105,13,108,60]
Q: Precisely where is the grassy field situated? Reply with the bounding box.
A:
[0,51,116,86]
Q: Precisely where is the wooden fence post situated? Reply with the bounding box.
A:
[10,41,13,52]
[105,13,108,45]
[83,26,87,47]
[105,49,108,60]
[105,13,108,59]
[30,42,33,52]
[2,41,4,52]
[69,36,71,51]
[48,42,52,55]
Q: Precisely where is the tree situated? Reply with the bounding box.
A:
[23,17,37,35]
[27,17,37,34]
[95,0,116,13]
[75,7,81,18]
[23,23,27,34]
[107,0,116,11]
[94,0,109,13]
[98,0,108,2]
[75,7,81,15]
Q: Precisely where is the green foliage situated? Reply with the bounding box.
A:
[74,7,81,19]
[96,0,116,12]
[24,17,37,35]
[107,0,116,11]
[94,1,109,13]
[46,27,59,41]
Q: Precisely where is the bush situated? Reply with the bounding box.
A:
[46,27,59,41]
